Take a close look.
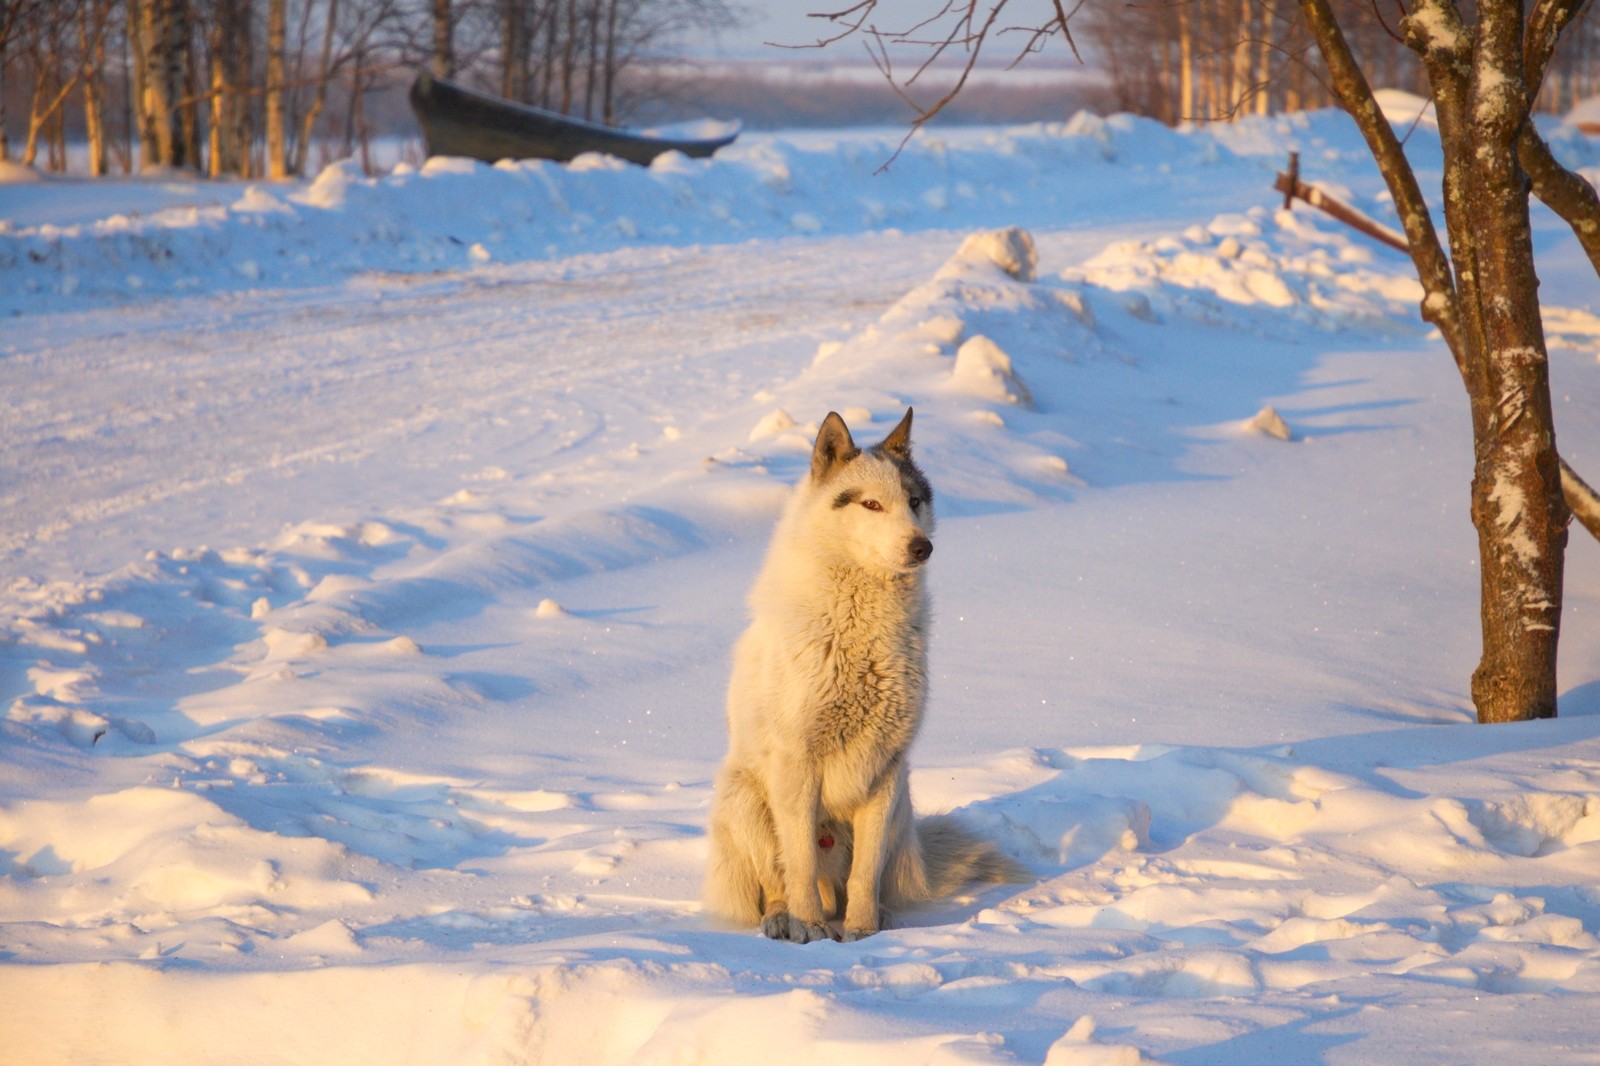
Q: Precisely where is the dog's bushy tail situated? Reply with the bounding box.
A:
[889,815,1028,903]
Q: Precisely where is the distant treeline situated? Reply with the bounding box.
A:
[1080,0,1600,122]
[5,0,1600,180]
[0,0,736,178]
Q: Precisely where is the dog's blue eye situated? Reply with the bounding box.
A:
[861,499,883,512]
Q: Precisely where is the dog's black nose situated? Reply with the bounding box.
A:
[909,536,933,564]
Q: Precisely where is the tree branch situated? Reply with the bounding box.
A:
[1525,0,1588,98]
[1297,0,1462,362]
[1562,456,1600,542]
[1519,125,1600,276]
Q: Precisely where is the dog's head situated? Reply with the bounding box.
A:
[806,408,935,575]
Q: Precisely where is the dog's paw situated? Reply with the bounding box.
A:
[761,912,835,943]
[841,905,888,941]
[760,912,790,940]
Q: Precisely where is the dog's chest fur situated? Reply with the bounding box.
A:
[799,565,928,787]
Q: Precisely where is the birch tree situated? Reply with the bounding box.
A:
[131,0,192,168]
[265,0,287,177]
[205,0,253,177]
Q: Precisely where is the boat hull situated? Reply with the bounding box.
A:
[408,71,738,166]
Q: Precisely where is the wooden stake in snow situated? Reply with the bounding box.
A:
[1274,152,1409,254]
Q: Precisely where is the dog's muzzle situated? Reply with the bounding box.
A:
[908,536,933,565]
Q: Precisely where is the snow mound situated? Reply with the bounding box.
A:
[952,335,1033,406]
[1071,207,1425,331]
[955,226,1039,282]
[1244,405,1294,440]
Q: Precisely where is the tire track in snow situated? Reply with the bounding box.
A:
[3,233,955,581]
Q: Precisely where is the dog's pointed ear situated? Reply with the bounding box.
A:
[879,407,914,460]
[811,412,858,481]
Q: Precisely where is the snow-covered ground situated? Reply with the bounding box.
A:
[7,108,1600,1064]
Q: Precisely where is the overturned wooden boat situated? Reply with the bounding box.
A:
[408,71,739,167]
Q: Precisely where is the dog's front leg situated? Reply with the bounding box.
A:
[842,763,904,941]
[764,767,833,943]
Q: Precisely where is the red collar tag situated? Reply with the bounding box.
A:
[818,834,835,849]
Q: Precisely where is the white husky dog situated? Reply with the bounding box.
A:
[705,408,1023,942]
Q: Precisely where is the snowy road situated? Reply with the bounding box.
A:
[3,235,967,580]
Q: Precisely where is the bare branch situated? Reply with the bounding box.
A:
[1296,0,1462,362]
[1525,0,1589,97]
[1561,456,1600,543]
[1519,125,1600,276]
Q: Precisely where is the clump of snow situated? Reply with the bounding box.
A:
[748,407,799,440]
[1245,405,1294,440]
[952,335,1033,406]
[231,185,293,215]
[955,226,1039,282]
[1045,1016,1150,1065]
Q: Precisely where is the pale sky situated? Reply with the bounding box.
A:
[698,1,864,57]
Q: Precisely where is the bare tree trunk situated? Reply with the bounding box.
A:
[583,0,600,121]
[24,16,83,170]
[601,0,619,124]
[129,0,153,167]
[350,46,373,175]
[0,34,9,162]
[137,0,189,168]
[180,13,200,168]
[1177,3,1195,121]
[206,0,251,177]
[1254,0,1279,115]
[502,0,526,100]
[432,0,453,77]
[1297,0,1567,723]
[560,0,578,114]
[81,0,108,176]
[292,0,339,175]
[266,0,288,179]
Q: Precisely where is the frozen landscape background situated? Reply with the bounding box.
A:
[7,97,1600,1063]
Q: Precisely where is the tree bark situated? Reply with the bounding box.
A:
[432,0,453,77]
[81,0,108,176]
[1177,3,1194,121]
[266,0,288,179]
[502,0,527,101]
[0,33,9,162]
[135,0,189,169]
[207,0,252,178]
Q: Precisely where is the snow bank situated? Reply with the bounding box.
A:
[1,109,1445,317]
